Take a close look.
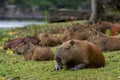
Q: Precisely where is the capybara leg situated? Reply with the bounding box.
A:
[69,64,86,71]
[54,64,63,71]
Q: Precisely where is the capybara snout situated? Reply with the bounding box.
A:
[55,56,61,63]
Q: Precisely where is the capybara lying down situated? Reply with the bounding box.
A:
[54,39,105,71]
[109,23,120,36]
[91,21,120,36]
[23,36,40,45]
[3,36,40,50]
[87,28,120,51]
[40,36,62,47]
[23,43,55,61]
[14,42,54,61]
[13,42,28,55]
[3,38,24,50]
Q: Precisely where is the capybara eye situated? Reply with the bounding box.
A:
[66,46,70,50]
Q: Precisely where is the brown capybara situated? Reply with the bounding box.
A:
[3,38,24,50]
[13,42,55,60]
[87,28,120,51]
[22,43,55,61]
[40,36,62,47]
[61,26,84,42]
[13,42,28,55]
[109,24,120,36]
[54,39,105,71]
[90,21,120,36]
[24,36,40,45]
[3,36,40,50]
[95,21,113,33]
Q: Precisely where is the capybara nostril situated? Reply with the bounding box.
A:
[55,56,61,62]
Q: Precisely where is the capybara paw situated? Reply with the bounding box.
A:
[54,65,63,71]
[69,67,78,71]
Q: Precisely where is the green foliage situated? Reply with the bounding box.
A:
[105,29,110,35]
[0,21,120,80]
[1,0,91,10]
[0,0,5,6]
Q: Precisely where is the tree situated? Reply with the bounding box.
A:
[88,0,105,24]
[88,0,120,23]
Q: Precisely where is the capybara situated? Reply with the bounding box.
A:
[13,42,28,55]
[13,42,55,60]
[22,43,55,61]
[3,36,40,50]
[61,26,86,42]
[3,38,24,50]
[54,39,105,71]
[91,21,120,36]
[40,36,62,47]
[109,23,120,36]
[95,21,113,33]
[87,28,120,51]
[24,36,40,45]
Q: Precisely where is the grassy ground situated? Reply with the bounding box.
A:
[0,21,120,80]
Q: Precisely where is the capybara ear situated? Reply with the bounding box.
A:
[69,40,74,46]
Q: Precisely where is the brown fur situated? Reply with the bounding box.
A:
[90,21,120,36]
[22,43,55,61]
[61,26,86,42]
[3,38,24,50]
[54,39,105,70]
[95,21,113,33]
[87,28,120,51]
[3,36,40,50]
[13,43,26,55]
[109,24,120,36]
[24,36,40,45]
[40,36,62,47]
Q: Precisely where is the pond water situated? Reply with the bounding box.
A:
[0,21,46,29]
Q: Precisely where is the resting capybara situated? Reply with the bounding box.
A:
[3,38,24,50]
[61,26,86,42]
[13,42,28,55]
[22,43,55,61]
[13,42,55,60]
[90,21,120,36]
[40,36,62,47]
[24,36,40,45]
[3,36,40,50]
[95,21,113,33]
[109,23,120,36]
[54,39,105,71]
[87,28,120,51]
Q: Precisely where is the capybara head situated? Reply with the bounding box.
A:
[13,42,32,55]
[54,39,105,71]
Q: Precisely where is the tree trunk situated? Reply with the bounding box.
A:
[88,0,105,24]
[89,0,96,24]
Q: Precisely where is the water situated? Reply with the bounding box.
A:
[0,21,46,29]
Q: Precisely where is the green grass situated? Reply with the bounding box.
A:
[0,21,120,80]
